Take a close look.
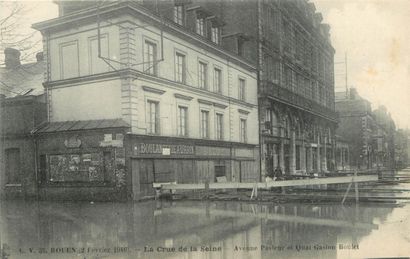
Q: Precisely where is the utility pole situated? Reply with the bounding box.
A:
[345,52,348,97]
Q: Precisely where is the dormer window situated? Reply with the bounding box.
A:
[211,26,220,44]
[174,5,184,25]
[196,17,205,36]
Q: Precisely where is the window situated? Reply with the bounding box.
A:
[175,52,186,83]
[216,113,224,140]
[60,41,79,79]
[238,78,246,101]
[240,119,247,143]
[174,5,184,25]
[89,35,109,74]
[211,27,220,44]
[200,110,209,138]
[265,108,272,133]
[213,68,222,93]
[285,68,292,89]
[178,106,188,136]
[147,100,159,134]
[144,40,157,75]
[5,148,20,184]
[198,61,208,89]
[196,18,205,36]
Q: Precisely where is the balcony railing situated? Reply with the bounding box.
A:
[260,80,338,121]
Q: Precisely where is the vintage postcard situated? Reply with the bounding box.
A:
[1,0,409,258]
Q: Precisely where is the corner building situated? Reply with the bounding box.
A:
[219,0,338,176]
[153,0,338,177]
[33,1,259,200]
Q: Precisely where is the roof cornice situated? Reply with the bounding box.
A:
[32,1,256,72]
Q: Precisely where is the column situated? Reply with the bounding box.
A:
[272,144,278,169]
[306,146,313,172]
[261,142,267,178]
[340,147,344,170]
[300,142,306,173]
[290,130,296,174]
[279,140,285,172]
[322,137,328,172]
[316,135,321,173]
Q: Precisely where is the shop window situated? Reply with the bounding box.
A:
[214,160,226,181]
[47,152,110,183]
[296,146,301,170]
[5,148,21,184]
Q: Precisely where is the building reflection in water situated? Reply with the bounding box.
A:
[0,200,400,259]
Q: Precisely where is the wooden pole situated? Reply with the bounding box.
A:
[354,170,359,203]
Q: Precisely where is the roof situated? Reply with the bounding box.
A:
[0,61,44,97]
[34,119,130,134]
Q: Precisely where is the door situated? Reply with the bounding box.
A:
[138,159,155,196]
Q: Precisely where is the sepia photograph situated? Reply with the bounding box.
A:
[0,0,409,258]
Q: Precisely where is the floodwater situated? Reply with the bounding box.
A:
[1,172,410,259]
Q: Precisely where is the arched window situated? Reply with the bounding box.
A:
[264,108,280,136]
[283,117,291,138]
[295,119,302,139]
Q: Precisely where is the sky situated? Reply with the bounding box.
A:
[313,0,410,129]
[1,0,410,129]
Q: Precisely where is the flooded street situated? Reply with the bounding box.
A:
[1,173,410,259]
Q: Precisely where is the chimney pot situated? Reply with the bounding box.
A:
[4,48,21,69]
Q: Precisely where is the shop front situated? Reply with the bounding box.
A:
[128,135,260,200]
[34,119,131,201]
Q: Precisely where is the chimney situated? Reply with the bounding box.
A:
[4,48,21,68]
[36,52,44,62]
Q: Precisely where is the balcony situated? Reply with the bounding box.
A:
[260,80,338,121]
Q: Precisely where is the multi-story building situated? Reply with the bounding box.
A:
[32,1,259,200]
[336,89,374,169]
[395,129,409,169]
[336,89,396,170]
[217,0,338,176]
[373,105,396,169]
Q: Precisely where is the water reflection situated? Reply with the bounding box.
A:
[1,197,408,259]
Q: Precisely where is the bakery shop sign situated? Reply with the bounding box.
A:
[135,143,195,155]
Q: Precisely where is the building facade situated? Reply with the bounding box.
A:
[217,0,338,177]
[336,89,396,171]
[395,129,409,169]
[0,49,47,199]
[32,1,259,200]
